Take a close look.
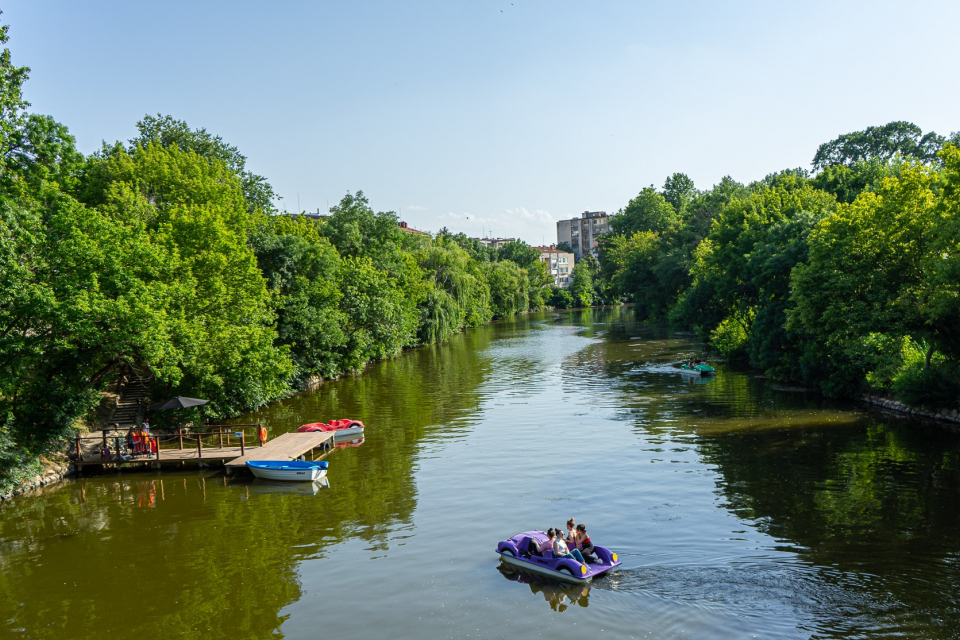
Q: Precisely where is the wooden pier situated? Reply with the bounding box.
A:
[73,425,335,474]
[225,431,334,471]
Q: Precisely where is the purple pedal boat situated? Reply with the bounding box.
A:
[496,530,621,584]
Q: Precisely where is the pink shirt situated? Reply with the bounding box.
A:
[538,539,553,554]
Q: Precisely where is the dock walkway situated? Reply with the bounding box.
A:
[74,425,334,473]
[225,432,334,469]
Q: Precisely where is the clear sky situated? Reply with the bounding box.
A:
[5,1,960,243]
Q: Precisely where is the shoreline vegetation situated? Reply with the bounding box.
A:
[0,17,607,493]
[3,11,960,496]
[596,122,960,423]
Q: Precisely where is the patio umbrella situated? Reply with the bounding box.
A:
[149,396,209,411]
[148,396,209,430]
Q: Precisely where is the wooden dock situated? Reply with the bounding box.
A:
[225,432,335,470]
[73,425,335,473]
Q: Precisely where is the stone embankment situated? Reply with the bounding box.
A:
[861,394,960,424]
[0,461,78,503]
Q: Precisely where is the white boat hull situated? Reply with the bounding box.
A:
[248,466,328,482]
[497,552,592,584]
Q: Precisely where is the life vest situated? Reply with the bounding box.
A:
[259,426,268,443]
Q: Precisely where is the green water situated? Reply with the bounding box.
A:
[2,308,959,639]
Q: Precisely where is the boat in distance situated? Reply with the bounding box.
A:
[680,363,715,376]
[298,419,365,439]
[246,460,329,482]
[496,531,621,584]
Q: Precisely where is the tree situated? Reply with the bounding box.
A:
[555,241,573,253]
[662,172,697,215]
[569,261,595,307]
[611,186,677,236]
[684,176,836,369]
[79,143,294,416]
[812,121,945,170]
[0,14,29,172]
[130,114,275,214]
[487,261,529,318]
[255,216,348,382]
[496,240,539,268]
[790,162,942,395]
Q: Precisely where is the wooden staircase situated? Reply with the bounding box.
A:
[108,372,151,428]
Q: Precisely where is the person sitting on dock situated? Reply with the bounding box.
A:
[551,527,586,565]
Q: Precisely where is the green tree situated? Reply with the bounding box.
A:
[662,172,697,215]
[496,240,539,268]
[487,261,529,318]
[130,114,275,214]
[790,162,942,395]
[569,260,595,307]
[255,215,348,382]
[80,143,293,416]
[812,121,945,170]
[611,186,677,236]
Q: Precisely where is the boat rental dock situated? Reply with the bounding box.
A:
[73,425,335,473]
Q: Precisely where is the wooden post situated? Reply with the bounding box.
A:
[240,430,245,457]
[114,437,121,460]
[218,426,223,449]
[178,428,184,449]
[155,435,160,461]
[197,432,202,459]
[102,430,108,452]
[76,435,83,462]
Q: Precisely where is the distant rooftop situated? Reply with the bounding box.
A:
[564,210,607,220]
[398,221,427,235]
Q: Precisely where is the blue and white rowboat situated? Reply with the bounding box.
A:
[246,460,328,482]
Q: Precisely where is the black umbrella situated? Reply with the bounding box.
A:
[149,396,209,411]
[148,396,209,430]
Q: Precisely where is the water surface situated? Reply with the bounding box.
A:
[2,308,959,639]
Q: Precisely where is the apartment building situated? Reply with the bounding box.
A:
[556,211,610,260]
[470,237,517,249]
[533,245,576,288]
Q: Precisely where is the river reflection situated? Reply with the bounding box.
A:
[496,565,593,612]
[1,308,959,639]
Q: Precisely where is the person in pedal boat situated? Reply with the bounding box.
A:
[536,529,556,555]
[576,523,600,563]
[551,527,586,565]
[565,518,580,548]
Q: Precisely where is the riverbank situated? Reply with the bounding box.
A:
[0,458,77,502]
[861,394,960,426]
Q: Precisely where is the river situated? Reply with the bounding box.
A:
[2,307,959,639]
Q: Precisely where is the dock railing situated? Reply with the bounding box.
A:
[74,424,265,463]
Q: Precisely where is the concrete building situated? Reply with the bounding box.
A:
[556,211,610,260]
[533,245,576,288]
[470,237,516,249]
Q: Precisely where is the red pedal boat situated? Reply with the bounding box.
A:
[298,419,365,439]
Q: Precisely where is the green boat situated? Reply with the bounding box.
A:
[680,363,715,376]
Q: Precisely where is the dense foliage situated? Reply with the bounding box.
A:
[0,19,555,491]
[600,122,960,410]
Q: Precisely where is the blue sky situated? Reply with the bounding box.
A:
[6,1,960,243]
